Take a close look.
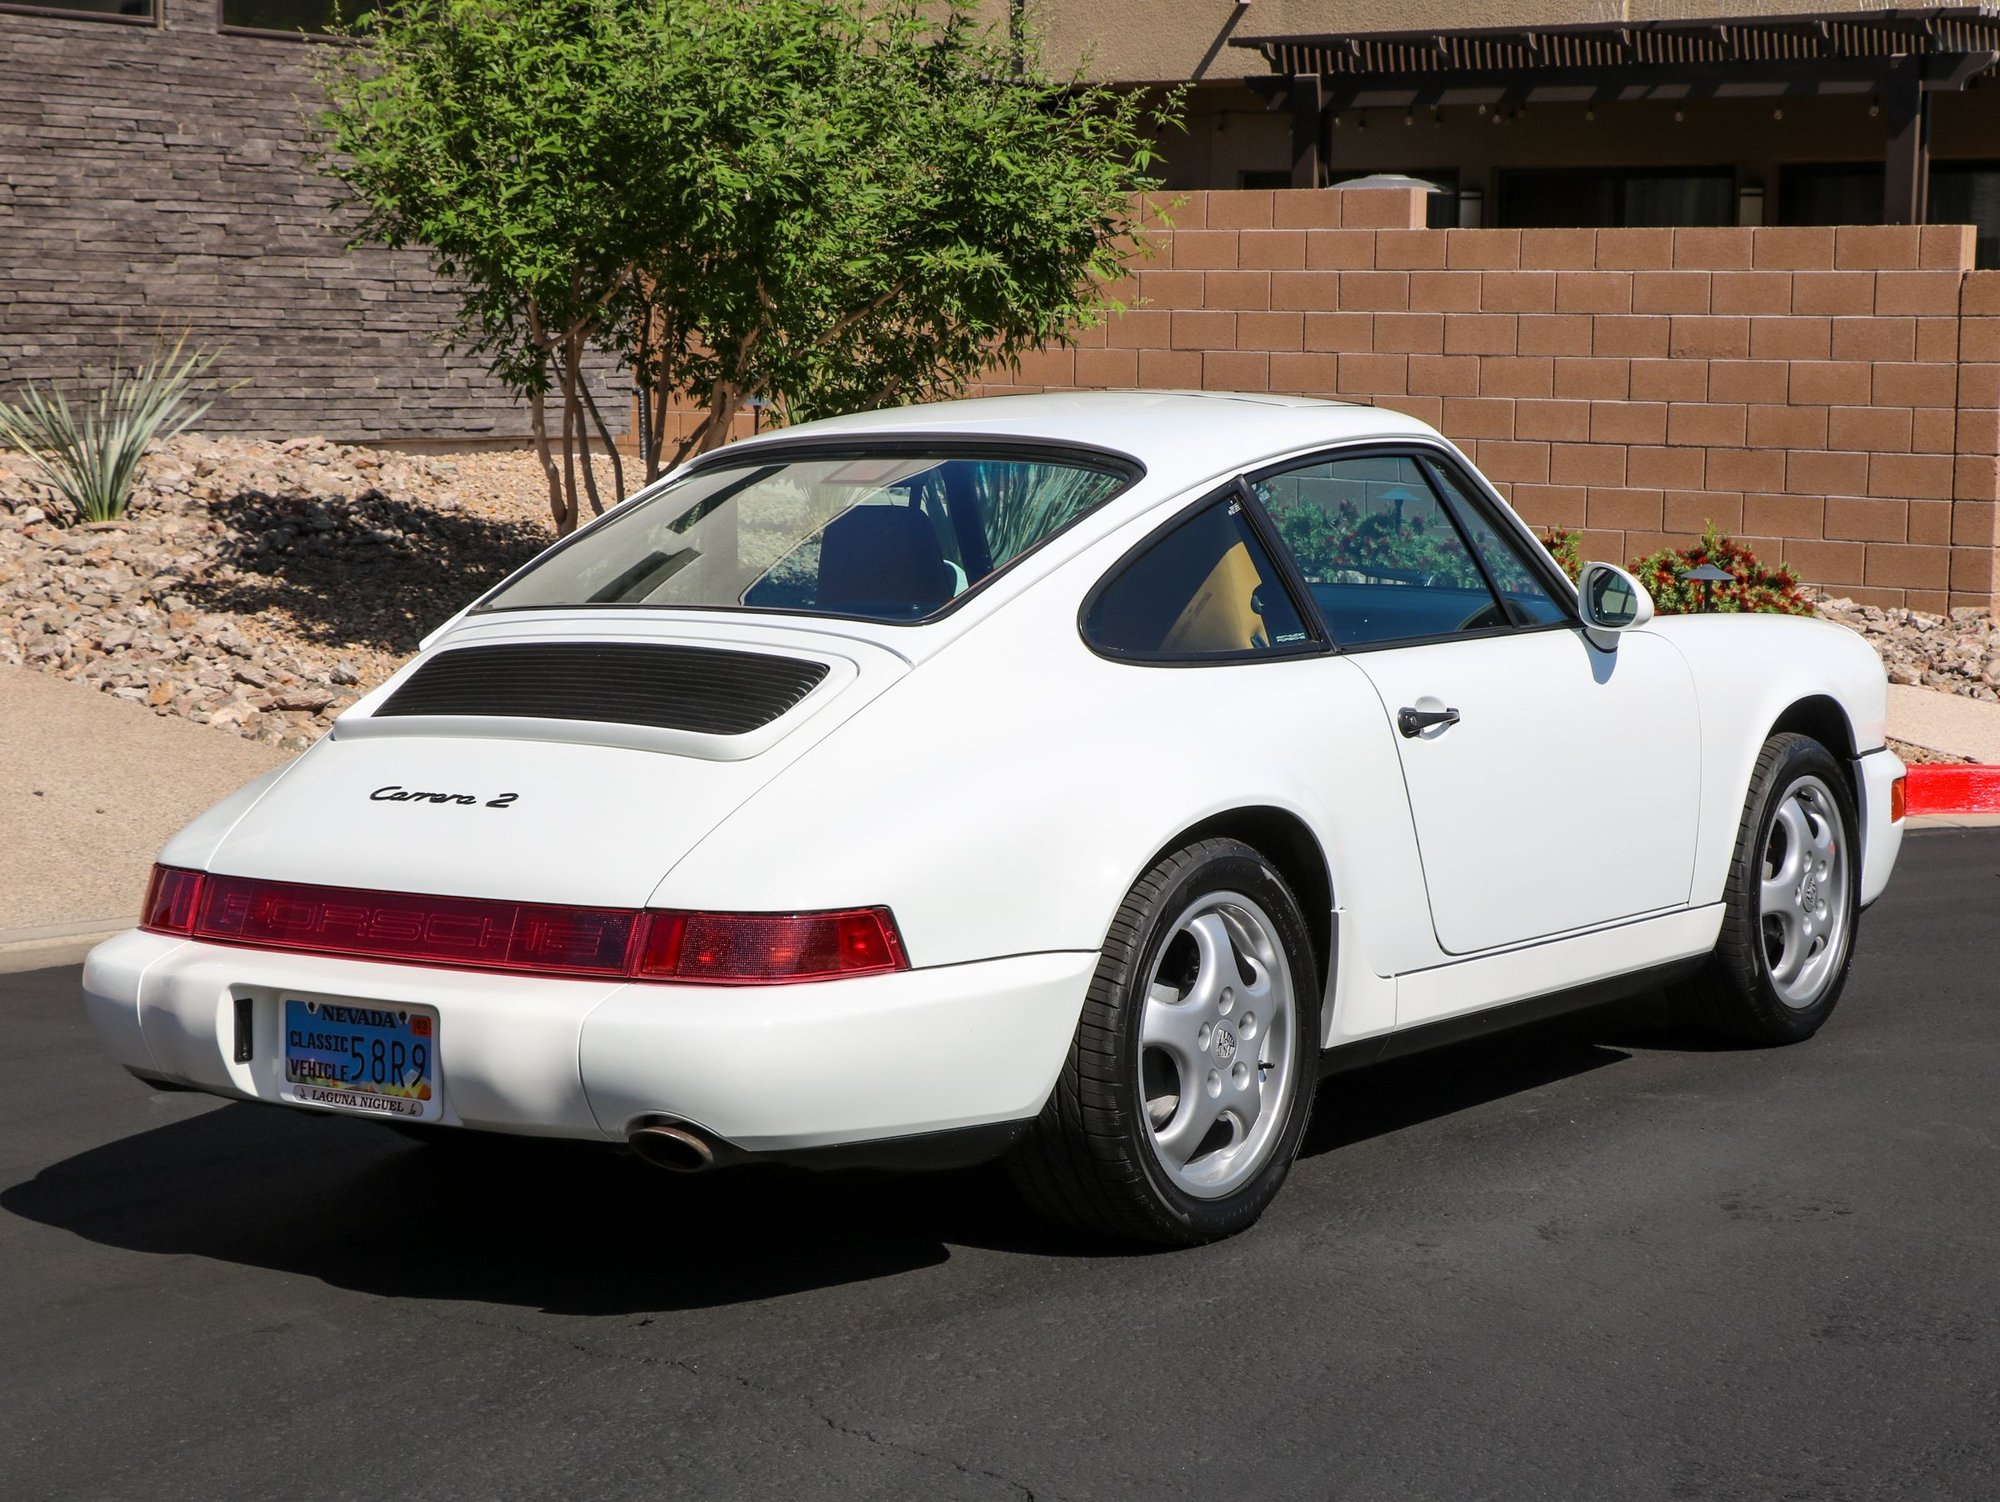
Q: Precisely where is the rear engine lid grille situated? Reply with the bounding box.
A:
[376,642,829,736]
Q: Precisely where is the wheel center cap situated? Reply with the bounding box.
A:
[1213,1024,1237,1062]
[1801,876,1819,909]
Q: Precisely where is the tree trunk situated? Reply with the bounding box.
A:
[579,368,626,506]
[557,361,582,538]
[528,391,572,536]
[567,342,606,522]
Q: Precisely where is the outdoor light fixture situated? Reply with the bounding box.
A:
[1336,173,1446,195]
[1738,184,1766,227]
[1458,186,1484,228]
[1681,562,1734,612]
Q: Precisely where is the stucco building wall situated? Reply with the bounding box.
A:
[996,0,1960,84]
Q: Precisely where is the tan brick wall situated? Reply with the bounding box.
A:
[970,188,2000,616]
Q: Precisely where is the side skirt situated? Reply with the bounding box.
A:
[1318,957,1705,1077]
[759,1118,1034,1173]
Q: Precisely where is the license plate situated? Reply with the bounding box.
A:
[283,998,438,1119]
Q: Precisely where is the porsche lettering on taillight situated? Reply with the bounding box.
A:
[136,865,907,985]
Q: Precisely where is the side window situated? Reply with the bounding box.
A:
[1422,459,1572,627]
[1084,494,1312,660]
[1250,454,1504,647]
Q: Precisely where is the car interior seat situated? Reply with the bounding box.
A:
[814,504,958,618]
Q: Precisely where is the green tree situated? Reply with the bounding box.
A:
[318,0,1172,535]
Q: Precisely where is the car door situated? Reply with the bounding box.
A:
[1247,446,1701,958]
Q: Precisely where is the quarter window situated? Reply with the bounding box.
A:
[1084,495,1311,660]
[1252,454,1505,647]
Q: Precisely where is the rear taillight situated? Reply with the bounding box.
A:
[196,875,642,979]
[133,866,908,985]
[141,866,205,935]
[637,908,906,985]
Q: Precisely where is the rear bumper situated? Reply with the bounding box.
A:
[82,932,1094,1155]
[1856,747,1906,912]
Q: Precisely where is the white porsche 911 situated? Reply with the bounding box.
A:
[85,391,1906,1245]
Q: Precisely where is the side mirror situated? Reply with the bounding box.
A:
[1577,562,1654,649]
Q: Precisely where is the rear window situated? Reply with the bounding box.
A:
[476,450,1134,623]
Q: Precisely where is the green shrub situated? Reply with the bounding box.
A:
[1273,499,1484,588]
[0,334,219,524]
[1629,523,1814,615]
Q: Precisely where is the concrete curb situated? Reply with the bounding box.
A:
[1906,764,2000,818]
[0,919,129,976]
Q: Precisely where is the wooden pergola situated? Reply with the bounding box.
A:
[1232,6,2000,224]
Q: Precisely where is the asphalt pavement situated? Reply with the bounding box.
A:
[4,830,1998,1501]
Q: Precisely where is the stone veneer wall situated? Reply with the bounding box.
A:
[0,0,623,443]
[970,188,2000,617]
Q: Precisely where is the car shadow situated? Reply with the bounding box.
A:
[3,991,1691,1312]
[1300,989,1680,1159]
[188,489,551,655]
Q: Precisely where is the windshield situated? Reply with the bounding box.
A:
[476,450,1135,623]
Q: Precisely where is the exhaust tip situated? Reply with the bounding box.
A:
[628,1122,718,1174]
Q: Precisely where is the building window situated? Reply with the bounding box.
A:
[220,0,377,35]
[1497,168,1734,229]
[1778,162,1997,268]
[1933,163,2000,270]
[1778,163,1883,228]
[1239,170,1292,191]
[1,0,155,20]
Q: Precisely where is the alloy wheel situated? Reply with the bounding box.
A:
[1758,774,1852,1010]
[1138,891,1299,1199]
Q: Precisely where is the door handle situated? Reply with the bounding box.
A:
[1397,705,1461,738]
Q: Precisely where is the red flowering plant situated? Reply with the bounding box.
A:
[1539,527,1582,581]
[1627,524,1814,615]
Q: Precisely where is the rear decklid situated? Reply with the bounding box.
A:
[183,614,911,907]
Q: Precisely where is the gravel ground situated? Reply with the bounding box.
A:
[3,437,1998,755]
[0,436,620,750]
[1814,595,2000,701]
[1887,737,1972,766]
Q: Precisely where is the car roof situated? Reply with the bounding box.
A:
[708,390,1440,478]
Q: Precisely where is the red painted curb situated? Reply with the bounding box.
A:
[1905,764,2000,817]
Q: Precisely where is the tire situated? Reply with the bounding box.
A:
[1007,837,1322,1246]
[1671,732,1861,1046]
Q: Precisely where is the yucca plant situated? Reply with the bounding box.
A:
[0,334,220,523]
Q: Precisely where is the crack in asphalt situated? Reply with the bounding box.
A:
[412,1305,1043,1500]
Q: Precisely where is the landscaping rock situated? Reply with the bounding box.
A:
[0,434,619,749]
[1815,596,2000,705]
